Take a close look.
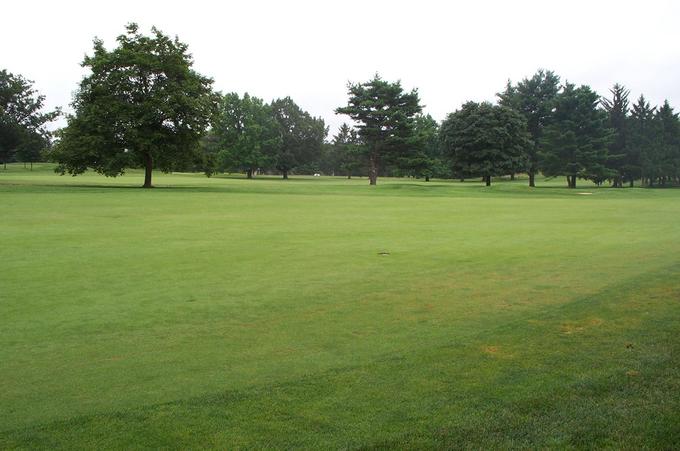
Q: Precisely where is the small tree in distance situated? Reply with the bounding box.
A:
[211,92,280,178]
[0,69,60,169]
[270,97,327,179]
[332,123,362,178]
[336,74,422,185]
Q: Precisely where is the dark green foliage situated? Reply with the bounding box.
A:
[336,74,422,185]
[600,84,630,187]
[0,69,59,169]
[628,95,655,186]
[210,93,280,178]
[539,84,614,188]
[331,123,363,178]
[270,97,327,179]
[650,101,680,186]
[497,69,560,186]
[404,114,444,181]
[440,102,530,186]
[51,23,219,187]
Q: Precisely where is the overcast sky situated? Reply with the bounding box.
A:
[3,0,680,135]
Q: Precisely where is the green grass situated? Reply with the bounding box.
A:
[1,163,679,449]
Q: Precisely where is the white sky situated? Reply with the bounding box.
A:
[3,0,680,136]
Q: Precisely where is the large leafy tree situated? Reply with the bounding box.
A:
[0,69,60,169]
[540,84,613,188]
[336,74,422,185]
[600,84,630,187]
[52,23,219,188]
[440,102,530,186]
[270,97,327,179]
[497,69,560,187]
[628,95,655,186]
[211,92,279,178]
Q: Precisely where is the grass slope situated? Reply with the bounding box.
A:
[1,164,679,448]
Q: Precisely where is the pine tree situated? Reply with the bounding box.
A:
[628,95,655,187]
[336,74,422,185]
[497,69,560,187]
[539,84,613,188]
[332,123,363,178]
[600,84,630,187]
[405,114,442,182]
[652,101,680,186]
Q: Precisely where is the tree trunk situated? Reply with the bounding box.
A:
[528,169,535,187]
[629,179,634,188]
[30,162,33,171]
[368,155,378,185]
[282,169,288,180]
[566,175,576,188]
[246,168,253,179]
[425,175,430,182]
[485,175,491,186]
[510,173,515,181]
[347,173,351,179]
[143,153,153,188]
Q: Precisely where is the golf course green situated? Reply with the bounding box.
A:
[1,164,679,448]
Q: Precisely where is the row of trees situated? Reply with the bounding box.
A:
[2,24,680,189]
[201,94,327,179]
[0,70,59,169]
[329,70,680,188]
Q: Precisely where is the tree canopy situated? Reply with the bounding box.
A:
[0,69,60,169]
[271,97,327,179]
[539,84,613,188]
[211,92,280,178]
[497,69,560,186]
[336,74,422,185]
[440,102,530,186]
[601,84,631,187]
[52,23,219,187]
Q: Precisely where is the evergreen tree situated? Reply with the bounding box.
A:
[628,95,655,187]
[332,123,363,178]
[600,84,630,187]
[336,74,422,185]
[497,69,560,187]
[652,101,680,186]
[406,114,443,182]
[440,102,530,186]
[540,84,613,188]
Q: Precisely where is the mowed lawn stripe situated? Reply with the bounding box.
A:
[1,262,678,448]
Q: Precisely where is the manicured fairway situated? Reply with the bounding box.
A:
[1,164,679,449]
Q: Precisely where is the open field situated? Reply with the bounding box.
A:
[1,164,679,449]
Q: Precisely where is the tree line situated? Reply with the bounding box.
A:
[2,24,680,189]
